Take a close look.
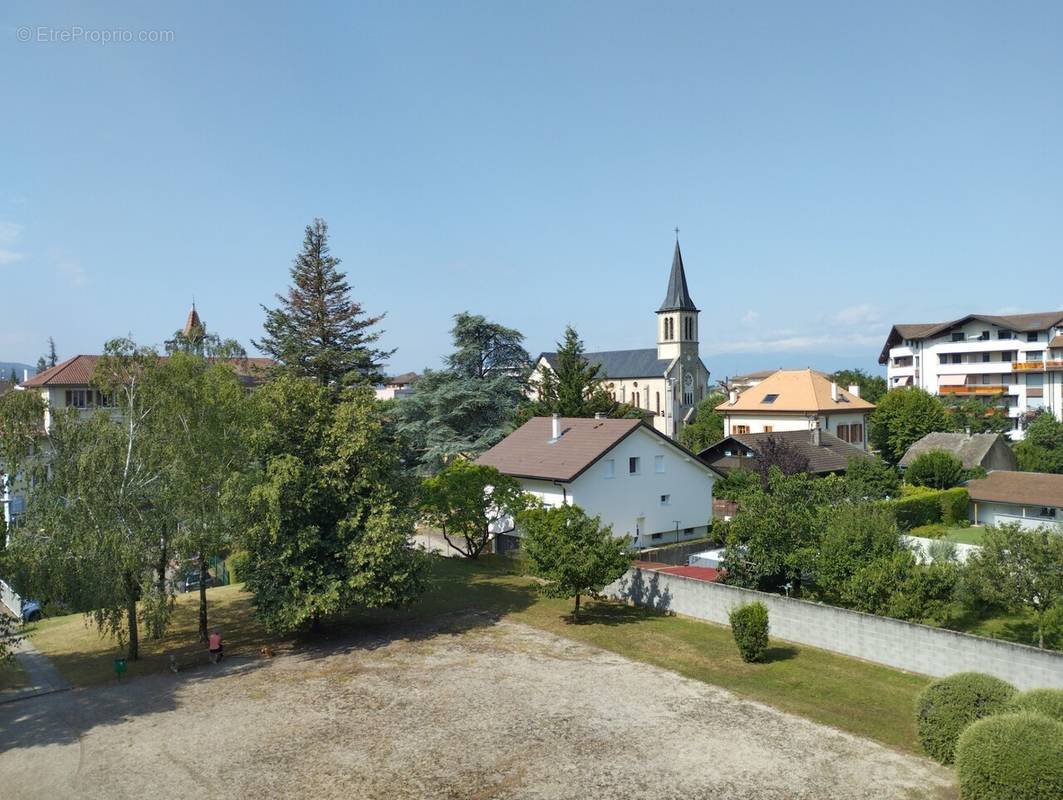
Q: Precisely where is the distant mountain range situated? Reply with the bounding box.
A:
[0,362,37,382]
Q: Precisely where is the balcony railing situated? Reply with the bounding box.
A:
[938,385,1007,395]
[1014,360,1063,371]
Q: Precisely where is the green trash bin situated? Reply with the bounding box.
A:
[113,657,128,681]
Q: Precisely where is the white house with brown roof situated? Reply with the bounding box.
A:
[967,471,1063,530]
[475,415,720,548]
[530,240,711,439]
[879,311,1063,439]
[716,369,874,449]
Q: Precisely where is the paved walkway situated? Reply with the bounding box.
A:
[0,638,70,705]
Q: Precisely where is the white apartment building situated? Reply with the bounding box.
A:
[879,312,1063,439]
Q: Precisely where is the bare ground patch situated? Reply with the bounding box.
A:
[0,616,953,800]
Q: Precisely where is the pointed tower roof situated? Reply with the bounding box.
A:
[658,240,698,312]
[183,303,204,336]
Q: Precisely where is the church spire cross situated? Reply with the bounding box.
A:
[657,238,698,313]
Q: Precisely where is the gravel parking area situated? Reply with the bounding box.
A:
[0,615,953,800]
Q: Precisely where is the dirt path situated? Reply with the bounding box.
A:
[0,617,953,800]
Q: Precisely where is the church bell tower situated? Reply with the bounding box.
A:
[656,239,699,362]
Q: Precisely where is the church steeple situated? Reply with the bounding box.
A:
[658,240,698,313]
[183,302,205,337]
[656,238,700,361]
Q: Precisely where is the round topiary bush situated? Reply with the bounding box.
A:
[915,672,1016,764]
[955,712,1063,800]
[1005,688,1063,722]
[729,601,769,663]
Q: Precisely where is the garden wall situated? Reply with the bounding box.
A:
[604,568,1063,691]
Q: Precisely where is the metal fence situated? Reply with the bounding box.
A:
[634,539,715,567]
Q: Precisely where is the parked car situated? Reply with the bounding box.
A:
[182,571,216,593]
[21,599,43,623]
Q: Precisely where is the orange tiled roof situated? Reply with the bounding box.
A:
[716,368,875,414]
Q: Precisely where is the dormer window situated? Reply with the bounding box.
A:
[761,393,779,404]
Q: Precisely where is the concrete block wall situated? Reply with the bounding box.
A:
[605,568,1063,691]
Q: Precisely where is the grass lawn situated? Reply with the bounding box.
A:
[30,584,281,687]
[906,523,984,545]
[941,527,984,545]
[30,557,931,754]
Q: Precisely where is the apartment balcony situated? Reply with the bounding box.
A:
[1014,360,1063,371]
[938,384,1008,395]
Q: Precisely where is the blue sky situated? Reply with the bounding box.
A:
[2,2,1062,379]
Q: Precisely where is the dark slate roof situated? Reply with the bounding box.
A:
[899,432,1009,470]
[538,348,672,379]
[658,241,698,312]
[697,429,871,475]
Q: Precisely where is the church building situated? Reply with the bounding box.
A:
[532,241,711,438]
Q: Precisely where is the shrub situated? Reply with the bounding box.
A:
[729,601,769,663]
[915,672,1016,764]
[940,487,970,526]
[909,523,947,539]
[1005,688,1063,722]
[907,450,965,489]
[227,551,250,584]
[889,491,944,530]
[955,712,1063,800]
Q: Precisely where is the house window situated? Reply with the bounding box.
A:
[628,456,640,475]
[951,332,965,342]
[998,330,1013,340]
[763,425,773,433]
[1027,332,1039,342]
[1026,351,1043,361]
[1038,507,1057,518]
[837,423,850,442]
[651,532,663,541]
[982,352,991,363]
[733,425,750,434]
[1002,351,1015,362]
[65,389,89,408]
[850,423,863,443]
[683,390,693,406]
[979,331,990,341]
[654,455,664,473]
[761,394,779,404]
[660,494,671,506]
[603,459,614,479]
[939,354,948,365]
[951,354,962,364]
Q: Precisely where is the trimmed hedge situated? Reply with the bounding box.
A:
[890,492,943,530]
[1005,689,1063,722]
[915,672,1016,764]
[940,487,969,526]
[884,487,970,530]
[729,601,769,663]
[955,712,1063,800]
